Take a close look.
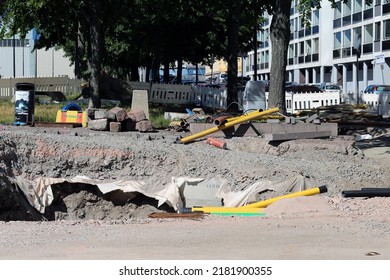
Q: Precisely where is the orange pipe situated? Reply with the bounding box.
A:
[206,137,227,149]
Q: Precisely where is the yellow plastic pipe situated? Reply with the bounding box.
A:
[178,107,279,144]
[192,206,265,213]
[240,186,327,208]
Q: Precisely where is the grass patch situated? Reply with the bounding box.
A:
[1,97,172,129]
[149,107,171,129]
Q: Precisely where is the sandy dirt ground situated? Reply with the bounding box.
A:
[0,125,390,260]
[0,194,389,260]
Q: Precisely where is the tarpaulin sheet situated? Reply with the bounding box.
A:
[13,175,317,213]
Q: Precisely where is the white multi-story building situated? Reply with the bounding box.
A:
[245,0,390,95]
[0,30,75,78]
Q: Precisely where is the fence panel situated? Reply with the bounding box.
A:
[0,77,82,98]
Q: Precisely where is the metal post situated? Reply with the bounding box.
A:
[22,43,24,77]
[356,51,360,105]
[13,35,16,78]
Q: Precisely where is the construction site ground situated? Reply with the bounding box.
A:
[0,123,390,260]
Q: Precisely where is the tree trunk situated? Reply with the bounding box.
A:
[163,60,170,83]
[88,0,102,109]
[130,64,140,81]
[177,59,183,84]
[226,3,240,113]
[268,0,290,114]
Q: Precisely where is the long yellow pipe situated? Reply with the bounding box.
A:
[192,206,265,213]
[178,107,279,143]
[240,186,328,208]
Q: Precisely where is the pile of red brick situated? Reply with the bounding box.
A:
[86,107,153,132]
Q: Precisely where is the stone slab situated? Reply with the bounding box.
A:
[189,122,338,139]
[132,90,149,120]
[264,130,333,141]
[182,178,223,208]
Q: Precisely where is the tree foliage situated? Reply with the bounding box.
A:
[1,0,264,110]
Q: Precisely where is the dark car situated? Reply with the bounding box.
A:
[285,84,321,93]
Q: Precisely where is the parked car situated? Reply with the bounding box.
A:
[285,84,321,93]
[363,84,390,94]
[311,83,341,93]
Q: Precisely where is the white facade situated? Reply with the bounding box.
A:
[245,0,390,98]
[0,30,75,78]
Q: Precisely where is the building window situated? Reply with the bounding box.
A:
[375,21,381,41]
[306,40,312,54]
[343,1,352,16]
[288,44,294,58]
[343,30,351,47]
[312,10,319,25]
[354,0,363,12]
[364,24,373,43]
[299,41,305,55]
[384,19,390,40]
[313,38,319,53]
[335,1,342,18]
[334,32,342,49]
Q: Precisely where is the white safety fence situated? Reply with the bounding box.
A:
[0,77,81,97]
[360,92,390,116]
[283,91,341,114]
[128,82,227,110]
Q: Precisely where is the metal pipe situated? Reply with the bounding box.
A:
[341,189,390,198]
[240,186,328,208]
[213,116,231,126]
[177,107,279,144]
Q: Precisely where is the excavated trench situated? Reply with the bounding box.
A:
[1,125,389,222]
[0,128,176,222]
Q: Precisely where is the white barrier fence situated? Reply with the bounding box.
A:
[283,91,340,114]
[137,81,340,114]
[1,78,343,115]
[128,82,227,109]
[360,92,390,116]
[0,77,81,98]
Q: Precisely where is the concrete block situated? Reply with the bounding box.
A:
[182,178,223,208]
[88,119,108,131]
[109,107,128,122]
[86,108,99,120]
[313,119,321,124]
[264,130,333,141]
[94,110,116,120]
[284,116,296,124]
[305,113,319,123]
[109,122,122,132]
[189,122,338,138]
[128,108,147,122]
[136,120,153,132]
[132,90,149,120]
